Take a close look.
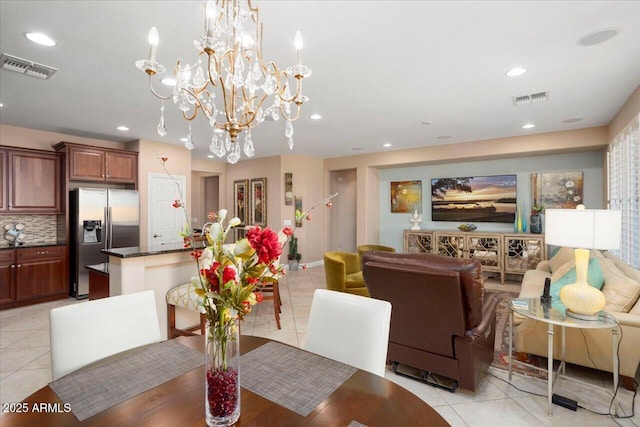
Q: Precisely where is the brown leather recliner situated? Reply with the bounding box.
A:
[362,251,500,392]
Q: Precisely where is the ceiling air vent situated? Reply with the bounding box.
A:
[512,91,549,106]
[0,53,57,79]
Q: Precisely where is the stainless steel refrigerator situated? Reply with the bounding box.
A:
[69,188,140,298]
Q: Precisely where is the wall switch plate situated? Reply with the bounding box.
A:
[283,219,292,226]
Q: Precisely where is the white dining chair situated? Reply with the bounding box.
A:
[305,289,392,377]
[50,290,162,380]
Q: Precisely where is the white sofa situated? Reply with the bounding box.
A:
[515,247,640,389]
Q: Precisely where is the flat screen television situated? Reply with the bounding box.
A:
[431,175,517,223]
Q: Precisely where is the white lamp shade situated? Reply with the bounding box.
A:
[545,208,622,250]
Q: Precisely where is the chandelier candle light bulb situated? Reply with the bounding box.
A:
[148,27,159,63]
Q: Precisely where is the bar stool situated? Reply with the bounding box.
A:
[166,283,207,338]
[261,280,282,329]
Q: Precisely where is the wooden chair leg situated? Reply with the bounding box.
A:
[200,313,207,335]
[273,282,281,330]
[167,303,177,339]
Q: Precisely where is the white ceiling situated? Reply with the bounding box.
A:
[1,1,639,162]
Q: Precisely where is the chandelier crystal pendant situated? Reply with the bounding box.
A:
[135,0,312,164]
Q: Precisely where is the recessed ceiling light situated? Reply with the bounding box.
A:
[383,143,392,148]
[310,114,322,120]
[522,123,535,129]
[421,121,433,125]
[437,136,452,140]
[213,128,225,134]
[506,67,527,77]
[562,117,583,123]
[24,32,56,47]
[577,28,619,47]
[0,103,4,107]
[207,155,214,158]
[161,77,177,86]
[180,137,188,142]
[116,125,129,131]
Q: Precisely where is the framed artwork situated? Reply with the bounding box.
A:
[284,172,293,205]
[431,175,517,223]
[250,177,267,226]
[295,196,303,227]
[532,171,583,209]
[233,179,248,225]
[390,180,422,213]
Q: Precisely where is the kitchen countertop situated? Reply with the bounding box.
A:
[102,242,192,259]
[0,242,67,251]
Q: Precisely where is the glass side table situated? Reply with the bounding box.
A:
[508,298,620,416]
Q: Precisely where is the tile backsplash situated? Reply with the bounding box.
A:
[0,215,60,247]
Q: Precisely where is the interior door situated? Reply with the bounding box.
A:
[149,174,187,246]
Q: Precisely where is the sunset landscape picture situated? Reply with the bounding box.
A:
[431,175,517,223]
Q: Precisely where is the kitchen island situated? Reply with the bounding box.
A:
[103,243,200,340]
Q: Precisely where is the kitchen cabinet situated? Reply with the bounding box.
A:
[0,146,62,213]
[54,142,138,186]
[404,229,545,284]
[0,150,6,212]
[0,245,68,310]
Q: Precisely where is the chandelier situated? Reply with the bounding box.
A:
[135,0,312,164]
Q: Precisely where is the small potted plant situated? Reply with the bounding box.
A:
[530,204,544,234]
[287,235,301,271]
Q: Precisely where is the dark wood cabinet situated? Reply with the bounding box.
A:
[0,245,68,310]
[0,150,6,212]
[0,251,15,305]
[0,147,62,213]
[55,142,138,186]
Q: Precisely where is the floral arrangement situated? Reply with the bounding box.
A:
[531,204,545,215]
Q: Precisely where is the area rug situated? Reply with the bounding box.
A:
[490,290,548,380]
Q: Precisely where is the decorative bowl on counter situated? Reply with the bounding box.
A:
[458,223,477,232]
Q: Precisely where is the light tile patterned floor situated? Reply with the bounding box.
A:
[1,266,638,426]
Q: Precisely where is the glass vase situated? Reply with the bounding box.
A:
[530,213,542,234]
[205,316,240,427]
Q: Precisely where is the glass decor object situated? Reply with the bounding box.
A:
[205,317,240,426]
[136,1,312,164]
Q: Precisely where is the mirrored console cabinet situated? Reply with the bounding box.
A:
[403,230,545,284]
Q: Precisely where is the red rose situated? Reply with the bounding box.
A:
[191,249,203,259]
[254,291,264,303]
[246,276,259,285]
[282,226,294,236]
[222,266,237,284]
[207,211,216,220]
[247,226,282,264]
[203,268,219,293]
[306,214,312,221]
[160,156,169,163]
[172,199,182,208]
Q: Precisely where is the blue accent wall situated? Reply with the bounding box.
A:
[379,151,604,250]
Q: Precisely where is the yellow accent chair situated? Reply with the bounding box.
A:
[323,251,369,297]
[357,245,396,267]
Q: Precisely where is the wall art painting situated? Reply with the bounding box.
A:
[431,175,517,223]
[233,179,248,225]
[532,171,583,209]
[250,177,267,227]
[295,196,303,227]
[390,180,422,213]
[284,172,293,205]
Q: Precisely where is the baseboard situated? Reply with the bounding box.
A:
[283,259,323,270]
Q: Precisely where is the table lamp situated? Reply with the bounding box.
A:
[544,205,622,320]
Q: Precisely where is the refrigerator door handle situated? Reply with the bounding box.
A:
[107,207,113,249]
[104,207,109,250]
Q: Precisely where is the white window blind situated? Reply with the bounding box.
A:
[607,113,639,268]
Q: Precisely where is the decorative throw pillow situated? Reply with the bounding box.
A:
[599,258,640,313]
[549,257,605,313]
[548,247,576,274]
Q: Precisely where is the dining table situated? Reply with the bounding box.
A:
[1,335,449,426]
